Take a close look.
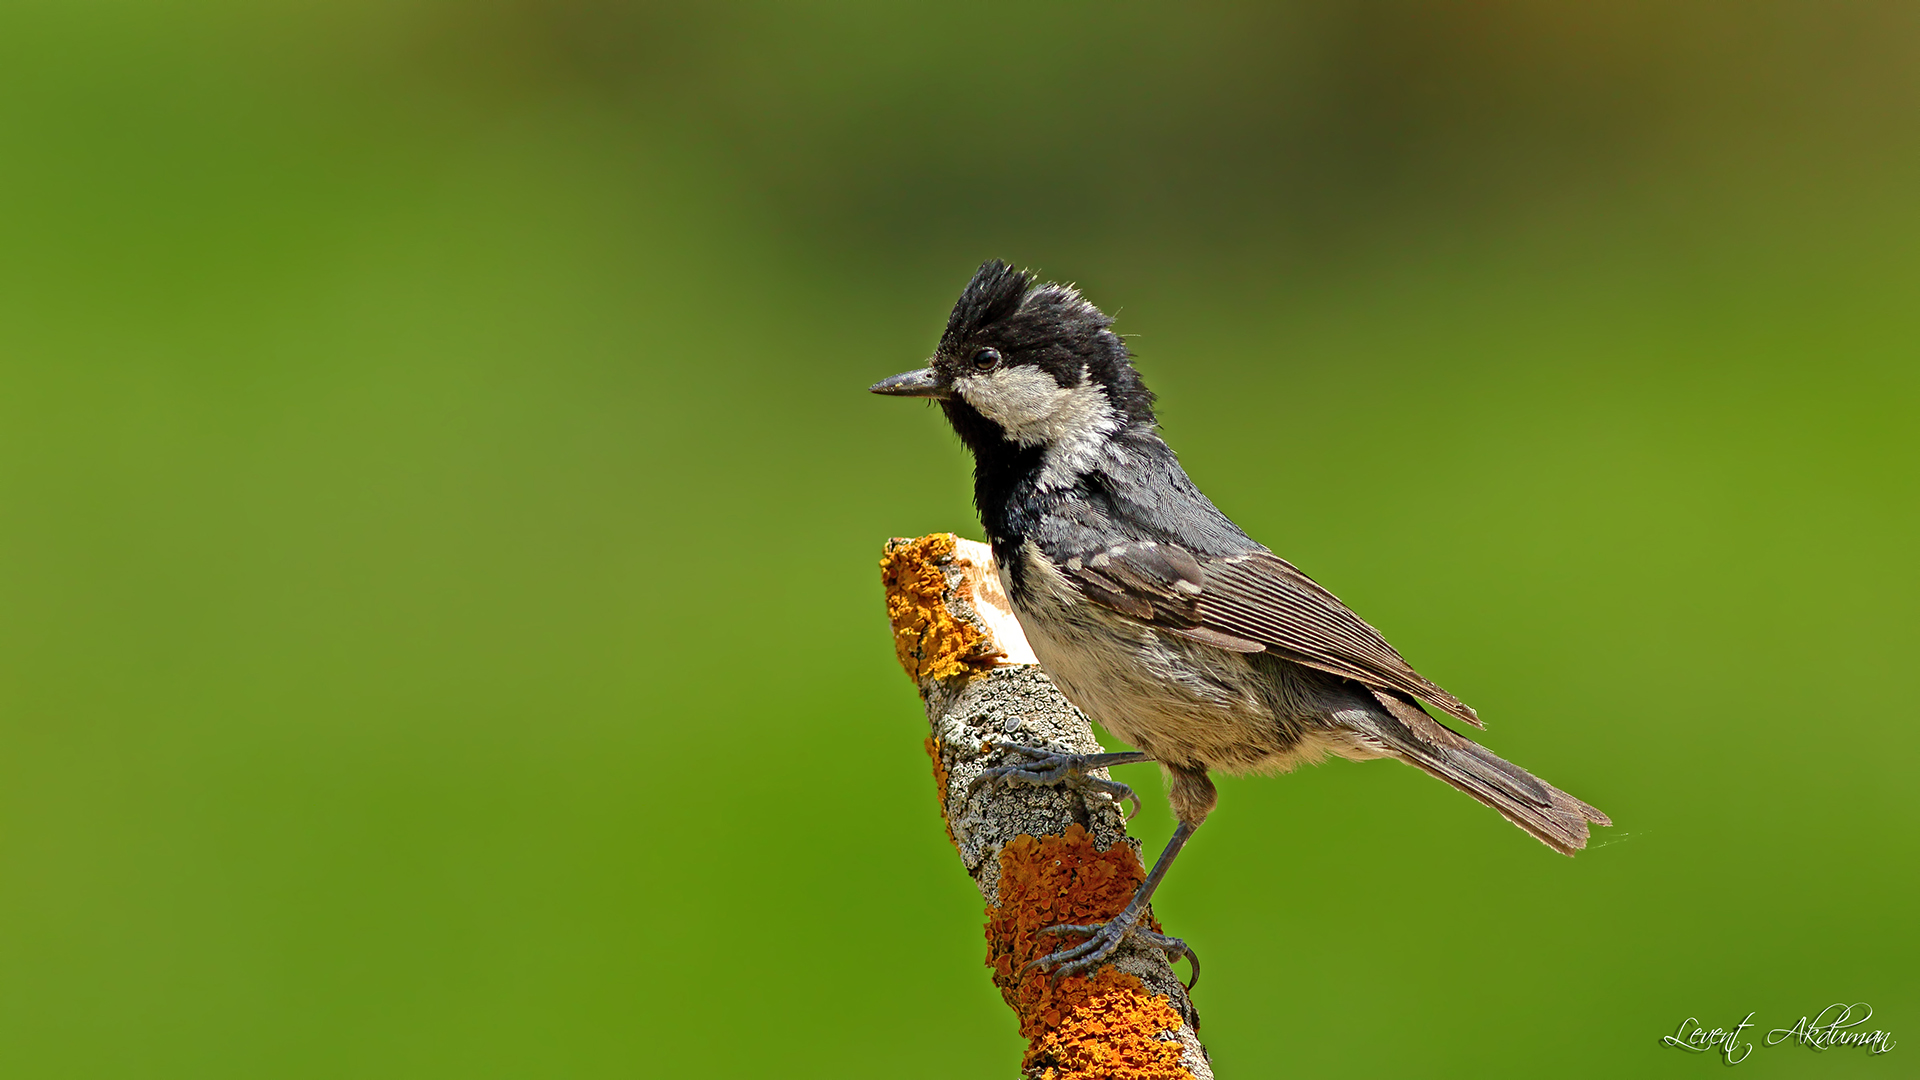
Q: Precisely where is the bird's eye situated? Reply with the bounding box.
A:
[972,348,1002,371]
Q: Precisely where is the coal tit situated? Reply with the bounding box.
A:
[872,260,1609,979]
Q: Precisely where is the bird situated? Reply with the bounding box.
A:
[869,259,1610,983]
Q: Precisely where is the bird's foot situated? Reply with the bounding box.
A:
[1025,908,1199,989]
[969,742,1145,820]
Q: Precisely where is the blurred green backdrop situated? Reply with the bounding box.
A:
[2,2,1915,1077]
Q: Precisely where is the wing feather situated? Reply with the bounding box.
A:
[1056,543,1481,728]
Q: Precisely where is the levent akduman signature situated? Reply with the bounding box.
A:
[1663,1003,1895,1064]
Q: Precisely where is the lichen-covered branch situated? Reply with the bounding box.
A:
[880,534,1213,1080]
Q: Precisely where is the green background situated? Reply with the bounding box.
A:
[2,2,1914,1076]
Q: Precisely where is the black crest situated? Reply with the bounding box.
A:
[943,260,1033,342]
[939,259,1157,427]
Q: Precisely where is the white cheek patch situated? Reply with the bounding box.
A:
[954,366,1069,435]
[954,365,1124,489]
[958,366,1119,447]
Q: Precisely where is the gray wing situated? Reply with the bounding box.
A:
[1057,540,1482,728]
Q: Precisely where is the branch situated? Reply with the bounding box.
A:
[880,534,1213,1080]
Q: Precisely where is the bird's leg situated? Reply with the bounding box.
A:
[1026,765,1214,987]
[1024,819,1201,987]
[969,742,1152,819]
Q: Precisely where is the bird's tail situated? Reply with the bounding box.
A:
[1353,689,1611,856]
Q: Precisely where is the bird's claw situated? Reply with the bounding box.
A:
[968,742,1142,820]
[1024,910,1199,989]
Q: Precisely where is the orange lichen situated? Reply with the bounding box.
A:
[986,825,1193,1079]
[880,534,1000,683]
[1026,970,1195,1080]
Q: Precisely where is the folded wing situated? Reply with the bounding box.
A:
[1056,540,1482,729]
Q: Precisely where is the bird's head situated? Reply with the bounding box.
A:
[870,260,1155,462]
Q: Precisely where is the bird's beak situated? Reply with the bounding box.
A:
[869,367,949,399]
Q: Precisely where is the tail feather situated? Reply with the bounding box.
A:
[1360,689,1611,856]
